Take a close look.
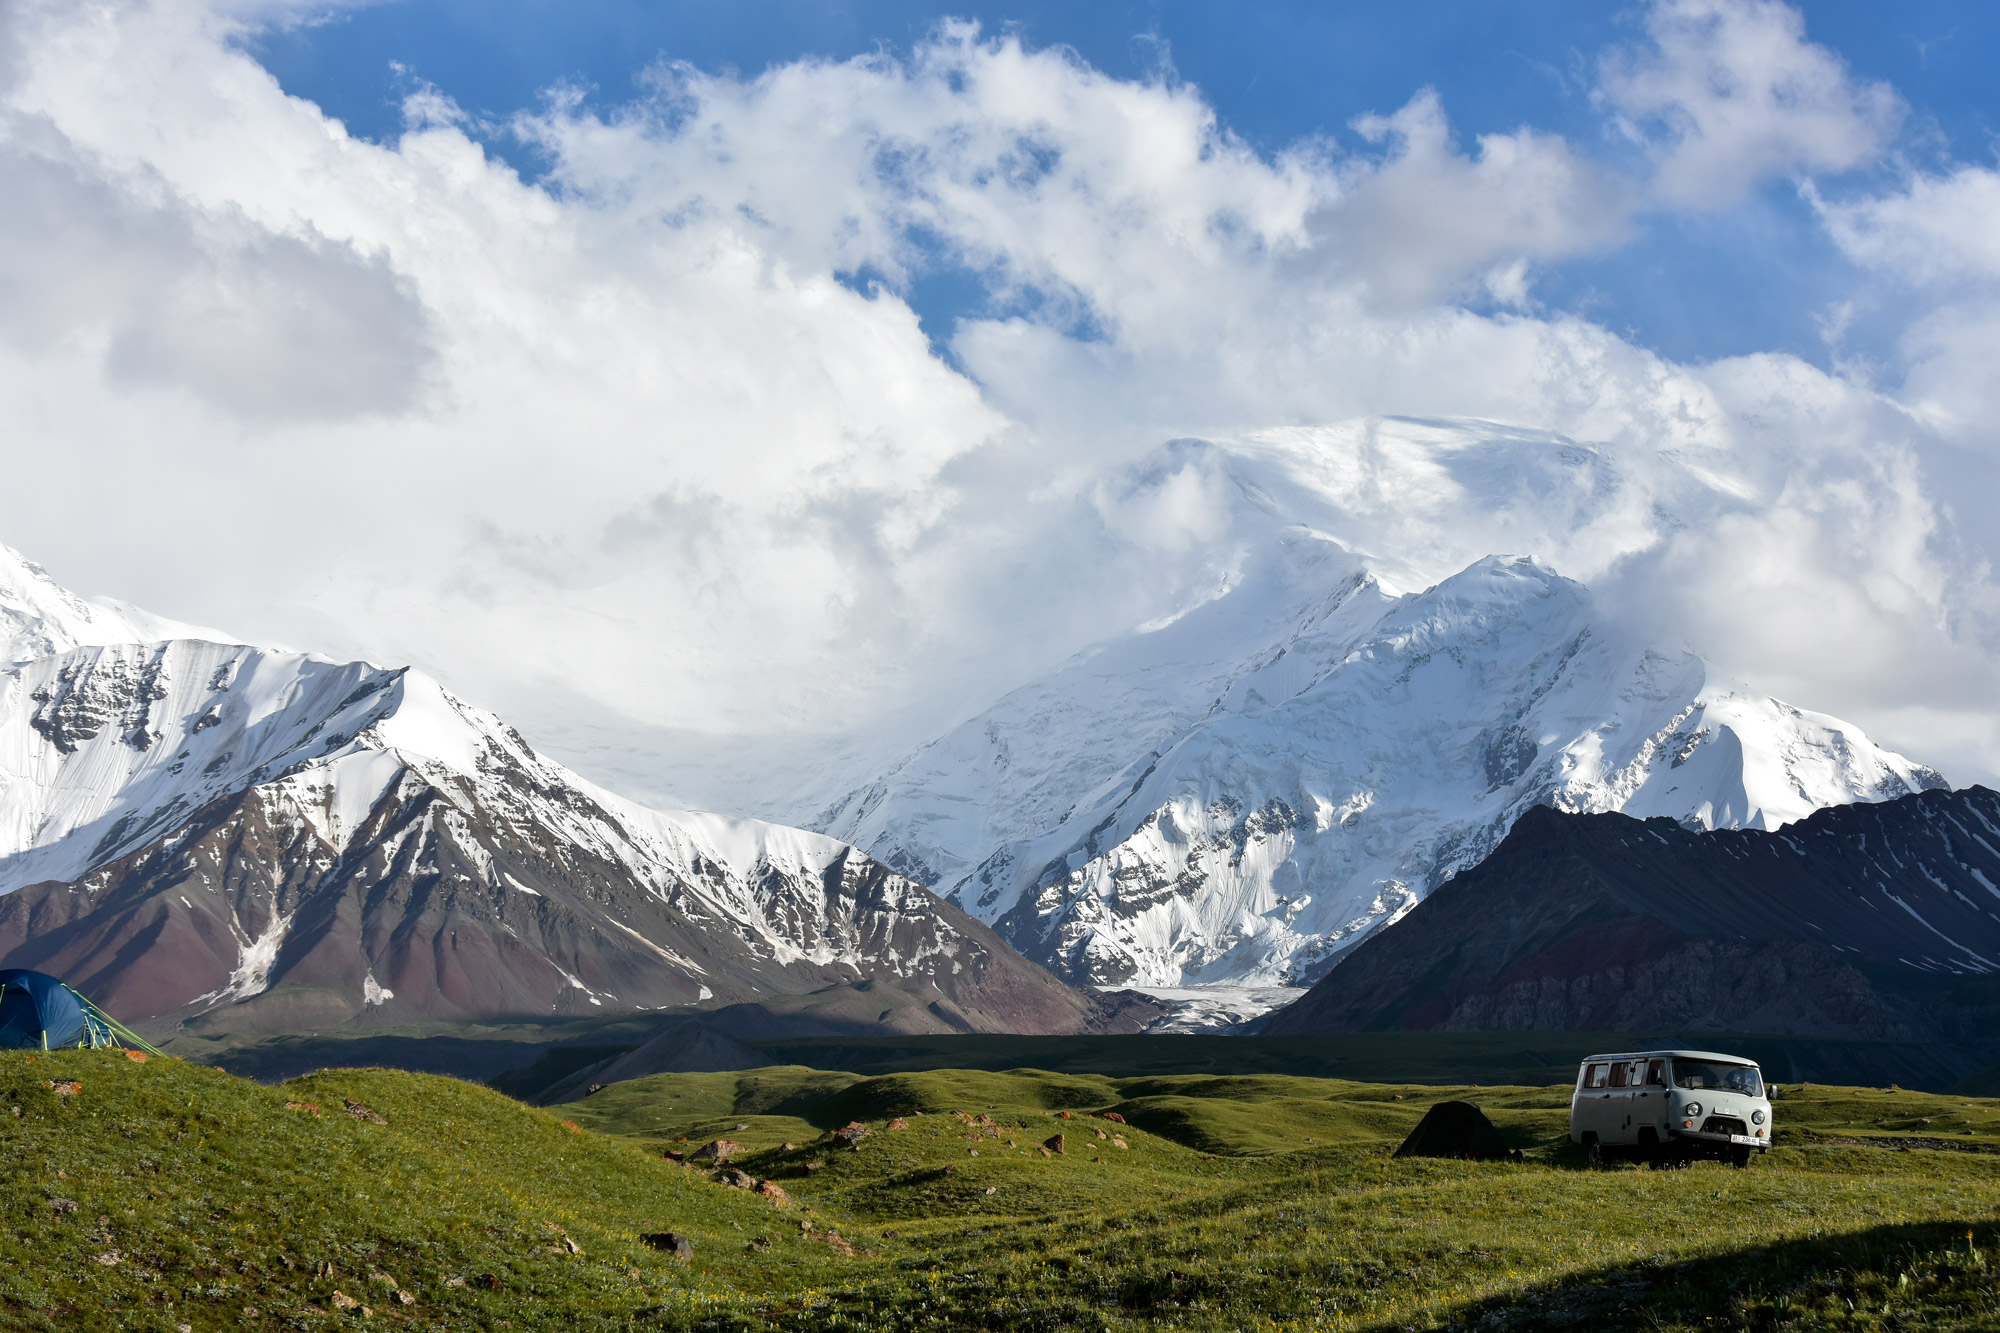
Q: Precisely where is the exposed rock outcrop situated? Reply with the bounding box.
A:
[1265,788,2000,1068]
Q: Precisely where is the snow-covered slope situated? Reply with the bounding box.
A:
[1,544,228,668]
[0,561,1113,1037]
[817,432,1947,988]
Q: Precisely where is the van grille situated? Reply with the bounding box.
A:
[1703,1116,1748,1138]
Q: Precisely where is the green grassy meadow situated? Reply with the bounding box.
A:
[4,1050,1999,1331]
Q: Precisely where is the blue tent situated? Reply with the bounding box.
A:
[0,969,121,1050]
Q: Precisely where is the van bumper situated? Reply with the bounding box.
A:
[1668,1128,1768,1149]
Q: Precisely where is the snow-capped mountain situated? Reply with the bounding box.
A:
[1,545,228,669]
[0,547,1116,1038]
[817,430,1947,989]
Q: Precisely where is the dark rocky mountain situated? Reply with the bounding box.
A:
[1264,787,2000,1072]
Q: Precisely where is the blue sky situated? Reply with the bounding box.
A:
[250,1,2000,366]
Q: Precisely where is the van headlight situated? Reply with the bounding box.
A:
[1682,1101,1703,1119]
[1751,1109,1765,1125]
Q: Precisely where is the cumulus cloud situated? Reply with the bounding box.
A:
[0,0,1992,810]
[1815,169,2000,455]
[1820,167,2000,288]
[0,113,434,421]
[1599,0,1902,208]
[1322,90,1631,307]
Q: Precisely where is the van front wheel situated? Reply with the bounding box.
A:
[1730,1146,1752,1169]
[1636,1128,1660,1167]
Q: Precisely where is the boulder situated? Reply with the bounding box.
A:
[1042,1133,1066,1155]
[692,1139,739,1163]
[640,1233,694,1261]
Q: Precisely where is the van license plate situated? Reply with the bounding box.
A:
[1730,1135,1758,1146]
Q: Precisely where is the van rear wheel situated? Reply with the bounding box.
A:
[1583,1137,1602,1168]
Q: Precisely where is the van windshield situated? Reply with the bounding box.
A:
[1671,1060,1762,1097]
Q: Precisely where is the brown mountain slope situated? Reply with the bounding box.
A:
[1263,788,2000,1069]
[0,766,1132,1040]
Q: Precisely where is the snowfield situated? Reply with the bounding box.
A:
[817,428,1946,988]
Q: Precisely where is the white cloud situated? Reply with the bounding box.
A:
[1599,0,1902,208]
[1820,167,2000,288]
[1816,168,2000,454]
[1324,89,1631,306]
[0,0,1991,812]
[0,110,434,421]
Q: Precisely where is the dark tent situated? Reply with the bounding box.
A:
[0,969,121,1050]
[1393,1100,1517,1161]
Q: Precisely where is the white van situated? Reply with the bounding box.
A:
[1569,1049,1771,1168]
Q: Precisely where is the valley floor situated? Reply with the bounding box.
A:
[3,1050,1998,1331]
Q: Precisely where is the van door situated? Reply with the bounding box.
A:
[1604,1059,1642,1144]
[1574,1061,1614,1141]
[1630,1058,1669,1141]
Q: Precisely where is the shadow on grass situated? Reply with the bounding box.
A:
[1415,1218,1998,1332]
[205,1031,593,1084]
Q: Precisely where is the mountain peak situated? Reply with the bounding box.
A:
[818,526,1945,989]
[0,548,1121,1039]
[1,544,231,669]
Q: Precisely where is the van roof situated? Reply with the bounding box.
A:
[1577,1050,1759,1065]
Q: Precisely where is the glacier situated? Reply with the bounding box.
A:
[816,426,1947,988]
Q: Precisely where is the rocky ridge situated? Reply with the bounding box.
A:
[1262,786,2000,1070]
[0,547,1123,1038]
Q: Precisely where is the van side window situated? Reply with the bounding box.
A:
[1584,1063,1608,1089]
[1646,1060,1667,1087]
[1608,1062,1629,1088]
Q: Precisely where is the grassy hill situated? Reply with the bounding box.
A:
[5,1049,2000,1330]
